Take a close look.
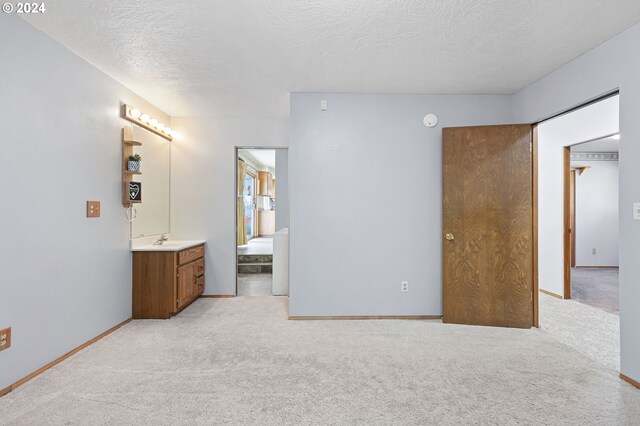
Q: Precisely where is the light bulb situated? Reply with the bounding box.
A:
[164,127,172,134]
[149,118,158,127]
[140,114,150,123]
[156,122,165,131]
[130,108,141,118]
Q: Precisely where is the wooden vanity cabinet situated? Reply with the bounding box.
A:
[133,244,205,319]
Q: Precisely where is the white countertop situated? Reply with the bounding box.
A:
[131,240,206,252]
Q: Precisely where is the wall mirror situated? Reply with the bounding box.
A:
[130,124,170,238]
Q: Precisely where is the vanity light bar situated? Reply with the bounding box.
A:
[121,104,173,141]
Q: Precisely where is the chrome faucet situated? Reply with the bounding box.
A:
[153,234,168,245]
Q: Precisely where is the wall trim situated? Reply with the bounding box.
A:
[620,373,640,389]
[574,266,619,269]
[540,289,563,299]
[0,318,132,398]
[200,295,235,298]
[288,315,442,321]
[570,152,619,161]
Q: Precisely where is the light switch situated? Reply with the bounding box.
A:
[87,201,101,218]
[0,327,11,351]
[320,100,328,111]
[634,203,640,220]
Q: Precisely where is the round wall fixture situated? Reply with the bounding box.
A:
[423,113,438,128]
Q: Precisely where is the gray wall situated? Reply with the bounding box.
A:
[573,160,619,267]
[513,21,640,383]
[170,117,289,296]
[275,149,289,231]
[0,17,170,390]
[289,93,513,316]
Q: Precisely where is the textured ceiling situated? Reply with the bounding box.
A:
[21,1,640,117]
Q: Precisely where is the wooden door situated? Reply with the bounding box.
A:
[442,125,535,328]
[177,262,196,309]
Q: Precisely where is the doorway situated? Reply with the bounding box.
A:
[235,147,289,297]
[536,93,620,372]
[564,138,620,313]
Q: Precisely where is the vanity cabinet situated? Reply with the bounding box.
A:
[133,244,205,319]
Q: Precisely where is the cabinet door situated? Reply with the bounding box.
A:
[258,171,274,196]
[196,275,205,294]
[177,262,196,309]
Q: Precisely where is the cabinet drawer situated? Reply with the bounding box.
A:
[196,275,205,293]
[178,245,204,265]
[195,258,205,276]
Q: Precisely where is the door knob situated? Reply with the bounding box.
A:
[445,233,455,241]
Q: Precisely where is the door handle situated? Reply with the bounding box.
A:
[445,233,455,241]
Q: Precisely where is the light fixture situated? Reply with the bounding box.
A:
[121,104,173,141]
[612,134,620,140]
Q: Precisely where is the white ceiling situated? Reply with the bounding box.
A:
[21,1,640,117]
[571,136,619,153]
[240,149,276,169]
[249,150,276,169]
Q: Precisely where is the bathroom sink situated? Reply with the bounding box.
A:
[131,240,206,252]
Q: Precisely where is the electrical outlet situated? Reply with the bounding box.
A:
[401,281,409,292]
[592,248,597,255]
[0,327,11,351]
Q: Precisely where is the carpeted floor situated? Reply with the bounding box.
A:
[539,292,620,372]
[571,268,619,314]
[1,296,639,425]
[238,273,272,296]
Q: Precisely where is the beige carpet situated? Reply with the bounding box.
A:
[238,273,272,297]
[539,292,620,372]
[571,268,619,314]
[1,295,639,425]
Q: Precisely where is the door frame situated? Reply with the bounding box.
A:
[563,147,572,299]
[234,146,288,296]
[570,170,577,268]
[533,126,539,327]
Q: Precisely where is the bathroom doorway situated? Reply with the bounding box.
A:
[235,147,289,297]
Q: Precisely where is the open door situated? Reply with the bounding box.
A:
[442,124,536,328]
